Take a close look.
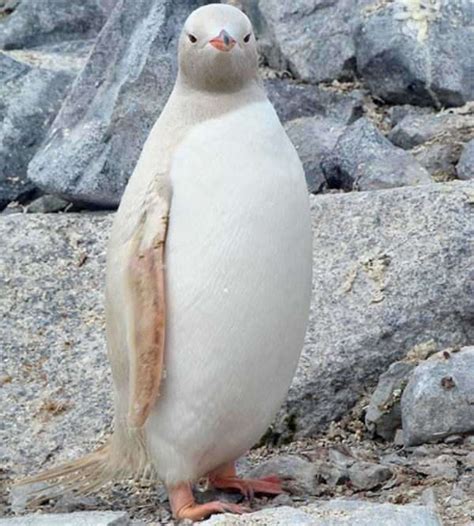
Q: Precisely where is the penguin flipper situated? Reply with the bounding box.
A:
[126,189,170,428]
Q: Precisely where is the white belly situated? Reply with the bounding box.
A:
[144,102,312,484]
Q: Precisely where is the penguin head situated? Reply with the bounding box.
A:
[178,4,259,92]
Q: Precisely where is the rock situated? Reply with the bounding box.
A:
[388,111,474,150]
[0,44,88,209]
[321,118,432,191]
[28,0,202,207]
[0,511,137,525]
[356,1,474,107]
[274,181,474,439]
[285,117,346,193]
[393,429,404,447]
[365,361,415,441]
[388,105,435,128]
[415,454,458,481]
[244,1,370,84]
[0,0,116,50]
[265,78,364,125]
[25,195,70,213]
[1,213,113,479]
[202,500,442,525]
[457,139,474,180]
[348,461,393,490]
[247,455,317,495]
[402,347,474,446]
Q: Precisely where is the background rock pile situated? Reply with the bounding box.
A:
[1,0,473,525]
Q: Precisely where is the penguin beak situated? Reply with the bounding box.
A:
[209,29,236,52]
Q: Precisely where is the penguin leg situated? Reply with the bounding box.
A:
[208,461,284,499]
[168,482,247,521]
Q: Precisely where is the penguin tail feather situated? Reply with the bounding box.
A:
[15,427,157,507]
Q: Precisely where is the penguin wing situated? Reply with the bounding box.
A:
[126,183,170,428]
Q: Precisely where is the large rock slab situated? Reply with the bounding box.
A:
[275,181,474,439]
[0,511,136,525]
[202,501,442,525]
[356,0,474,107]
[0,0,116,50]
[321,118,432,191]
[1,213,113,480]
[28,0,204,207]
[402,347,474,446]
[0,43,90,209]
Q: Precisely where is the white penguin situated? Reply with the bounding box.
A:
[23,4,312,521]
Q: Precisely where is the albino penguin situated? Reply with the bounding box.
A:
[23,3,312,521]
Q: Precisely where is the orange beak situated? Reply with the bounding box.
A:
[209,29,236,52]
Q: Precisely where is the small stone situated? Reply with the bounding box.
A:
[457,139,474,180]
[248,455,317,495]
[415,455,458,481]
[365,361,415,441]
[421,488,438,509]
[348,461,393,490]
[463,452,474,468]
[401,347,474,446]
[394,429,404,446]
[26,195,70,213]
[444,434,463,445]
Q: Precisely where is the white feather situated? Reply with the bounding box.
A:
[144,101,312,485]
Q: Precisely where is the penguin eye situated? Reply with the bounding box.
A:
[243,33,251,43]
[188,34,197,43]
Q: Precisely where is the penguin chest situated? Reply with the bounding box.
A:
[149,103,312,469]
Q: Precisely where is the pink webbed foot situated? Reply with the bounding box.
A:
[168,481,248,521]
[208,462,284,500]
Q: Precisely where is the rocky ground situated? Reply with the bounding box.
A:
[1,0,473,525]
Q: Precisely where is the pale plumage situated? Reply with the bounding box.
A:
[21,4,312,521]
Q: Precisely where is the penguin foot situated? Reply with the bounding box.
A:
[209,474,284,500]
[208,461,284,500]
[168,482,248,521]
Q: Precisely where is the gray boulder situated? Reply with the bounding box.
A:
[356,1,474,107]
[28,0,203,207]
[202,501,442,525]
[0,0,116,50]
[388,110,474,181]
[265,78,364,125]
[0,43,89,209]
[457,139,474,180]
[402,347,474,446]
[244,0,371,83]
[1,213,113,481]
[321,118,432,191]
[365,361,416,441]
[275,181,474,439]
[285,116,346,193]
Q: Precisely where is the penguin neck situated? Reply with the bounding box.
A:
[165,75,267,127]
